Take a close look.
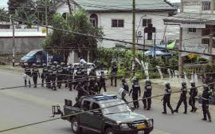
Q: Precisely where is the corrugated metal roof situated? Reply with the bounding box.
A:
[0,32,46,37]
[74,0,175,12]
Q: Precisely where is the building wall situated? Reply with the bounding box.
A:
[95,12,179,48]
[0,37,45,54]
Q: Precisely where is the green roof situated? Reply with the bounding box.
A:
[74,0,176,12]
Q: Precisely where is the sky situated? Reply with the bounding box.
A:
[0,0,8,9]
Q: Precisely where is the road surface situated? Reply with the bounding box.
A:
[0,68,214,134]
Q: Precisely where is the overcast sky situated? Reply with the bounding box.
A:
[168,0,180,3]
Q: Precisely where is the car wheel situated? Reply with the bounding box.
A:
[105,127,115,134]
[71,117,81,134]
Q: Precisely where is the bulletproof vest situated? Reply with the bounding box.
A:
[181,87,187,97]
[52,68,57,76]
[145,85,152,92]
[57,67,63,74]
[111,65,118,74]
[47,68,52,76]
[32,68,39,76]
[165,88,171,95]
[123,82,129,92]
[25,67,31,75]
[42,67,48,73]
[132,84,140,94]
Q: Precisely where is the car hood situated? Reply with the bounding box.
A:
[104,112,148,123]
[20,56,31,61]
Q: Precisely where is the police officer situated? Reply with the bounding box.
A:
[67,64,74,91]
[162,82,174,114]
[57,64,63,89]
[46,64,52,89]
[142,79,152,110]
[129,78,141,108]
[201,84,212,122]
[31,63,40,88]
[51,65,57,91]
[189,81,198,112]
[174,82,188,114]
[121,77,129,103]
[110,61,118,87]
[41,63,47,87]
[62,62,68,88]
[23,63,31,87]
[99,70,106,93]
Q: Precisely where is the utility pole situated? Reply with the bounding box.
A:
[132,0,136,76]
[178,0,184,76]
[12,18,15,67]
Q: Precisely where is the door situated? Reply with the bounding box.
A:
[88,102,103,130]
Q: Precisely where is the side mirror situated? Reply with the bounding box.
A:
[92,110,102,116]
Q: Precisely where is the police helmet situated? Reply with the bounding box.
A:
[145,79,151,85]
[24,62,28,66]
[203,84,209,91]
[61,62,65,66]
[181,82,187,87]
[190,81,195,87]
[32,63,36,67]
[121,77,126,83]
[42,63,46,67]
[165,82,170,88]
[56,64,60,68]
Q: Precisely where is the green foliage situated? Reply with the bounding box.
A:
[42,10,103,63]
[0,8,10,22]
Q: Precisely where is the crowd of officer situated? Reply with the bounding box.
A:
[23,60,213,122]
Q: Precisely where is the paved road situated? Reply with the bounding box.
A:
[0,68,214,134]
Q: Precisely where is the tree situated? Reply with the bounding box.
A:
[0,8,9,22]
[41,10,103,63]
[8,0,28,14]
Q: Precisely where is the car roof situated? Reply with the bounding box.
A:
[82,94,118,103]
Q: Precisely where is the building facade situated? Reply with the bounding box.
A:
[54,0,178,49]
[164,0,215,60]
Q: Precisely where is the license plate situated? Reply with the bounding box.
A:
[136,124,147,129]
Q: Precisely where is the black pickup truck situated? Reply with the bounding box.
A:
[52,95,154,134]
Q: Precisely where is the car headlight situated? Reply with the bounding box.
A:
[147,119,153,127]
[120,123,129,129]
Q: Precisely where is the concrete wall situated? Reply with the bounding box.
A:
[0,37,45,54]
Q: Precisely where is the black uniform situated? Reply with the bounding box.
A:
[99,72,106,93]
[142,80,152,110]
[110,63,118,87]
[57,65,63,89]
[129,80,141,108]
[67,66,74,91]
[46,65,52,89]
[24,65,31,87]
[62,64,68,88]
[189,82,198,112]
[162,83,174,114]
[89,78,99,95]
[174,82,188,114]
[121,78,129,103]
[51,66,57,91]
[202,85,212,122]
[76,81,89,101]
[41,64,48,87]
[32,65,40,88]
[74,68,83,90]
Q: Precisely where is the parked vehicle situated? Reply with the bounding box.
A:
[52,94,154,134]
[20,49,63,67]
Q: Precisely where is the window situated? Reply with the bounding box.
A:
[142,19,152,27]
[202,1,211,10]
[202,38,209,44]
[188,28,196,33]
[82,101,91,111]
[111,19,124,27]
[90,14,98,27]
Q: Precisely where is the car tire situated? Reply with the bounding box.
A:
[71,117,82,134]
[105,127,115,134]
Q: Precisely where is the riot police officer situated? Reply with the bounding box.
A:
[174,82,188,114]
[74,66,83,90]
[67,64,74,91]
[121,77,129,103]
[189,81,198,112]
[46,64,52,89]
[201,84,212,122]
[23,63,31,87]
[110,61,118,87]
[31,63,40,88]
[142,79,152,110]
[62,62,68,88]
[41,63,47,87]
[162,82,174,114]
[51,65,57,91]
[57,64,63,89]
[129,78,141,108]
[99,71,106,93]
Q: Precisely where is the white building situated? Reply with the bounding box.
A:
[164,0,215,60]
[53,0,178,49]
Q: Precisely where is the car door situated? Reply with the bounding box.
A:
[88,102,103,131]
[79,100,92,127]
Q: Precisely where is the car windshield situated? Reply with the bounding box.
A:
[26,51,37,57]
[100,100,131,115]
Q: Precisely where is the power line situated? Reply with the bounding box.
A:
[0,80,213,133]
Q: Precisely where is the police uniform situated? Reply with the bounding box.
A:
[202,85,212,122]
[67,65,74,91]
[46,65,52,89]
[51,65,57,91]
[31,64,40,88]
[110,62,118,87]
[174,82,188,114]
[57,65,63,89]
[24,63,31,87]
[142,80,152,110]
[121,78,129,103]
[41,63,47,87]
[189,82,198,112]
[162,82,174,114]
[99,71,106,93]
[129,79,141,108]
